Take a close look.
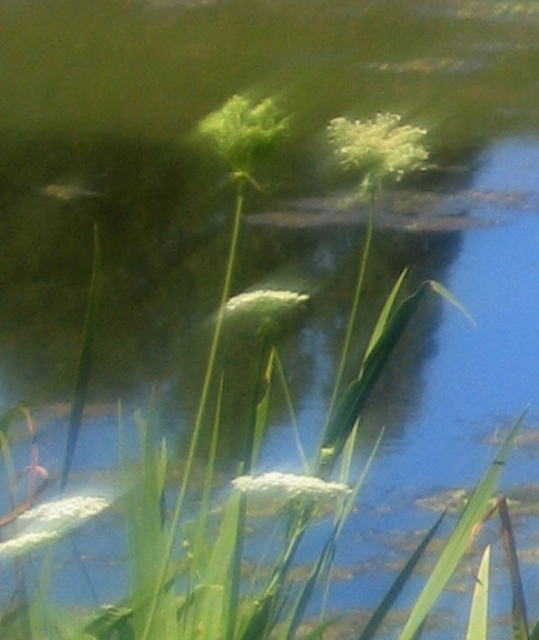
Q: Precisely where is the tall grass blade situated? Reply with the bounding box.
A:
[358,511,445,640]
[192,374,224,574]
[274,349,308,473]
[144,184,245,640]
[226,340,275,640]
[61,224,101,489]
[244,334,273,473]
[465,545,490,640]
[499,496,529,640]
[363,267,408,362]
[251,346,275,471]
[398,409,526,640]
[327,202,374,419]
[281,429,383,640]
[120,403,177,640]
[318,280,429,477]
[181,492,242,639]
[0,405,35,514]
[319,279,476,478]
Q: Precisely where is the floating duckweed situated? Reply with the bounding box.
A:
[327,113,429,196]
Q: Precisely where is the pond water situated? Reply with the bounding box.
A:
[1,0,539,637]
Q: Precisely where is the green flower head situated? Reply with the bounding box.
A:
[198,94,290,181]
[327,113,429,197]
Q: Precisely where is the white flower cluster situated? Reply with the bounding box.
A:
[327,113,428,186]
[232,471,350,502]
[224,289,310,315]
[0,495,110,559]
[19,495,110,523]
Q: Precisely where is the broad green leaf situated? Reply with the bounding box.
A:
[466,545,490,640]
[399,409,526,640]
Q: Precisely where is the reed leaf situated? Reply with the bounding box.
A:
[281,430,382,640]
[499,496,529,640]
[363,267,408,363]
[318,279,428,477]
[319,278,474,479]
[465,545,490,640]
[358,510,445,640]
[61,224,101,489]
[398,409,526,640]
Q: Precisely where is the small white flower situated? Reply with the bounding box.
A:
[0,530,60,554]
[0,495,110,560]
[19,496,109,523]
[223,289,310,316]
[327,113,428,195]
[232,471,350,503]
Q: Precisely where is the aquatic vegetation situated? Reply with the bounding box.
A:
[327,112,429,197]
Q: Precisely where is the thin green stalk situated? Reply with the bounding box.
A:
[322,193,374,444]
[141,180,245,640]
[274,349,308,473]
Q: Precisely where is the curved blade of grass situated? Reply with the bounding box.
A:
[61,224,101,489]
[399,409,526,640]
[499,496,529,640]
[429,281,475,327]
[466,545,490,640]
[358,510,445,640]
[319,279,475,479]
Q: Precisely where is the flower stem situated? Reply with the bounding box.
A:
[141,180,245,640]
[320,191,375,455]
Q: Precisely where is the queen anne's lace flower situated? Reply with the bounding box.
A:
[232,472,350,503]
[18,496,109,523]
[0,495,110,559]
[327,113,428,196]
[199,94,290,177]
[224,289,309,316]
